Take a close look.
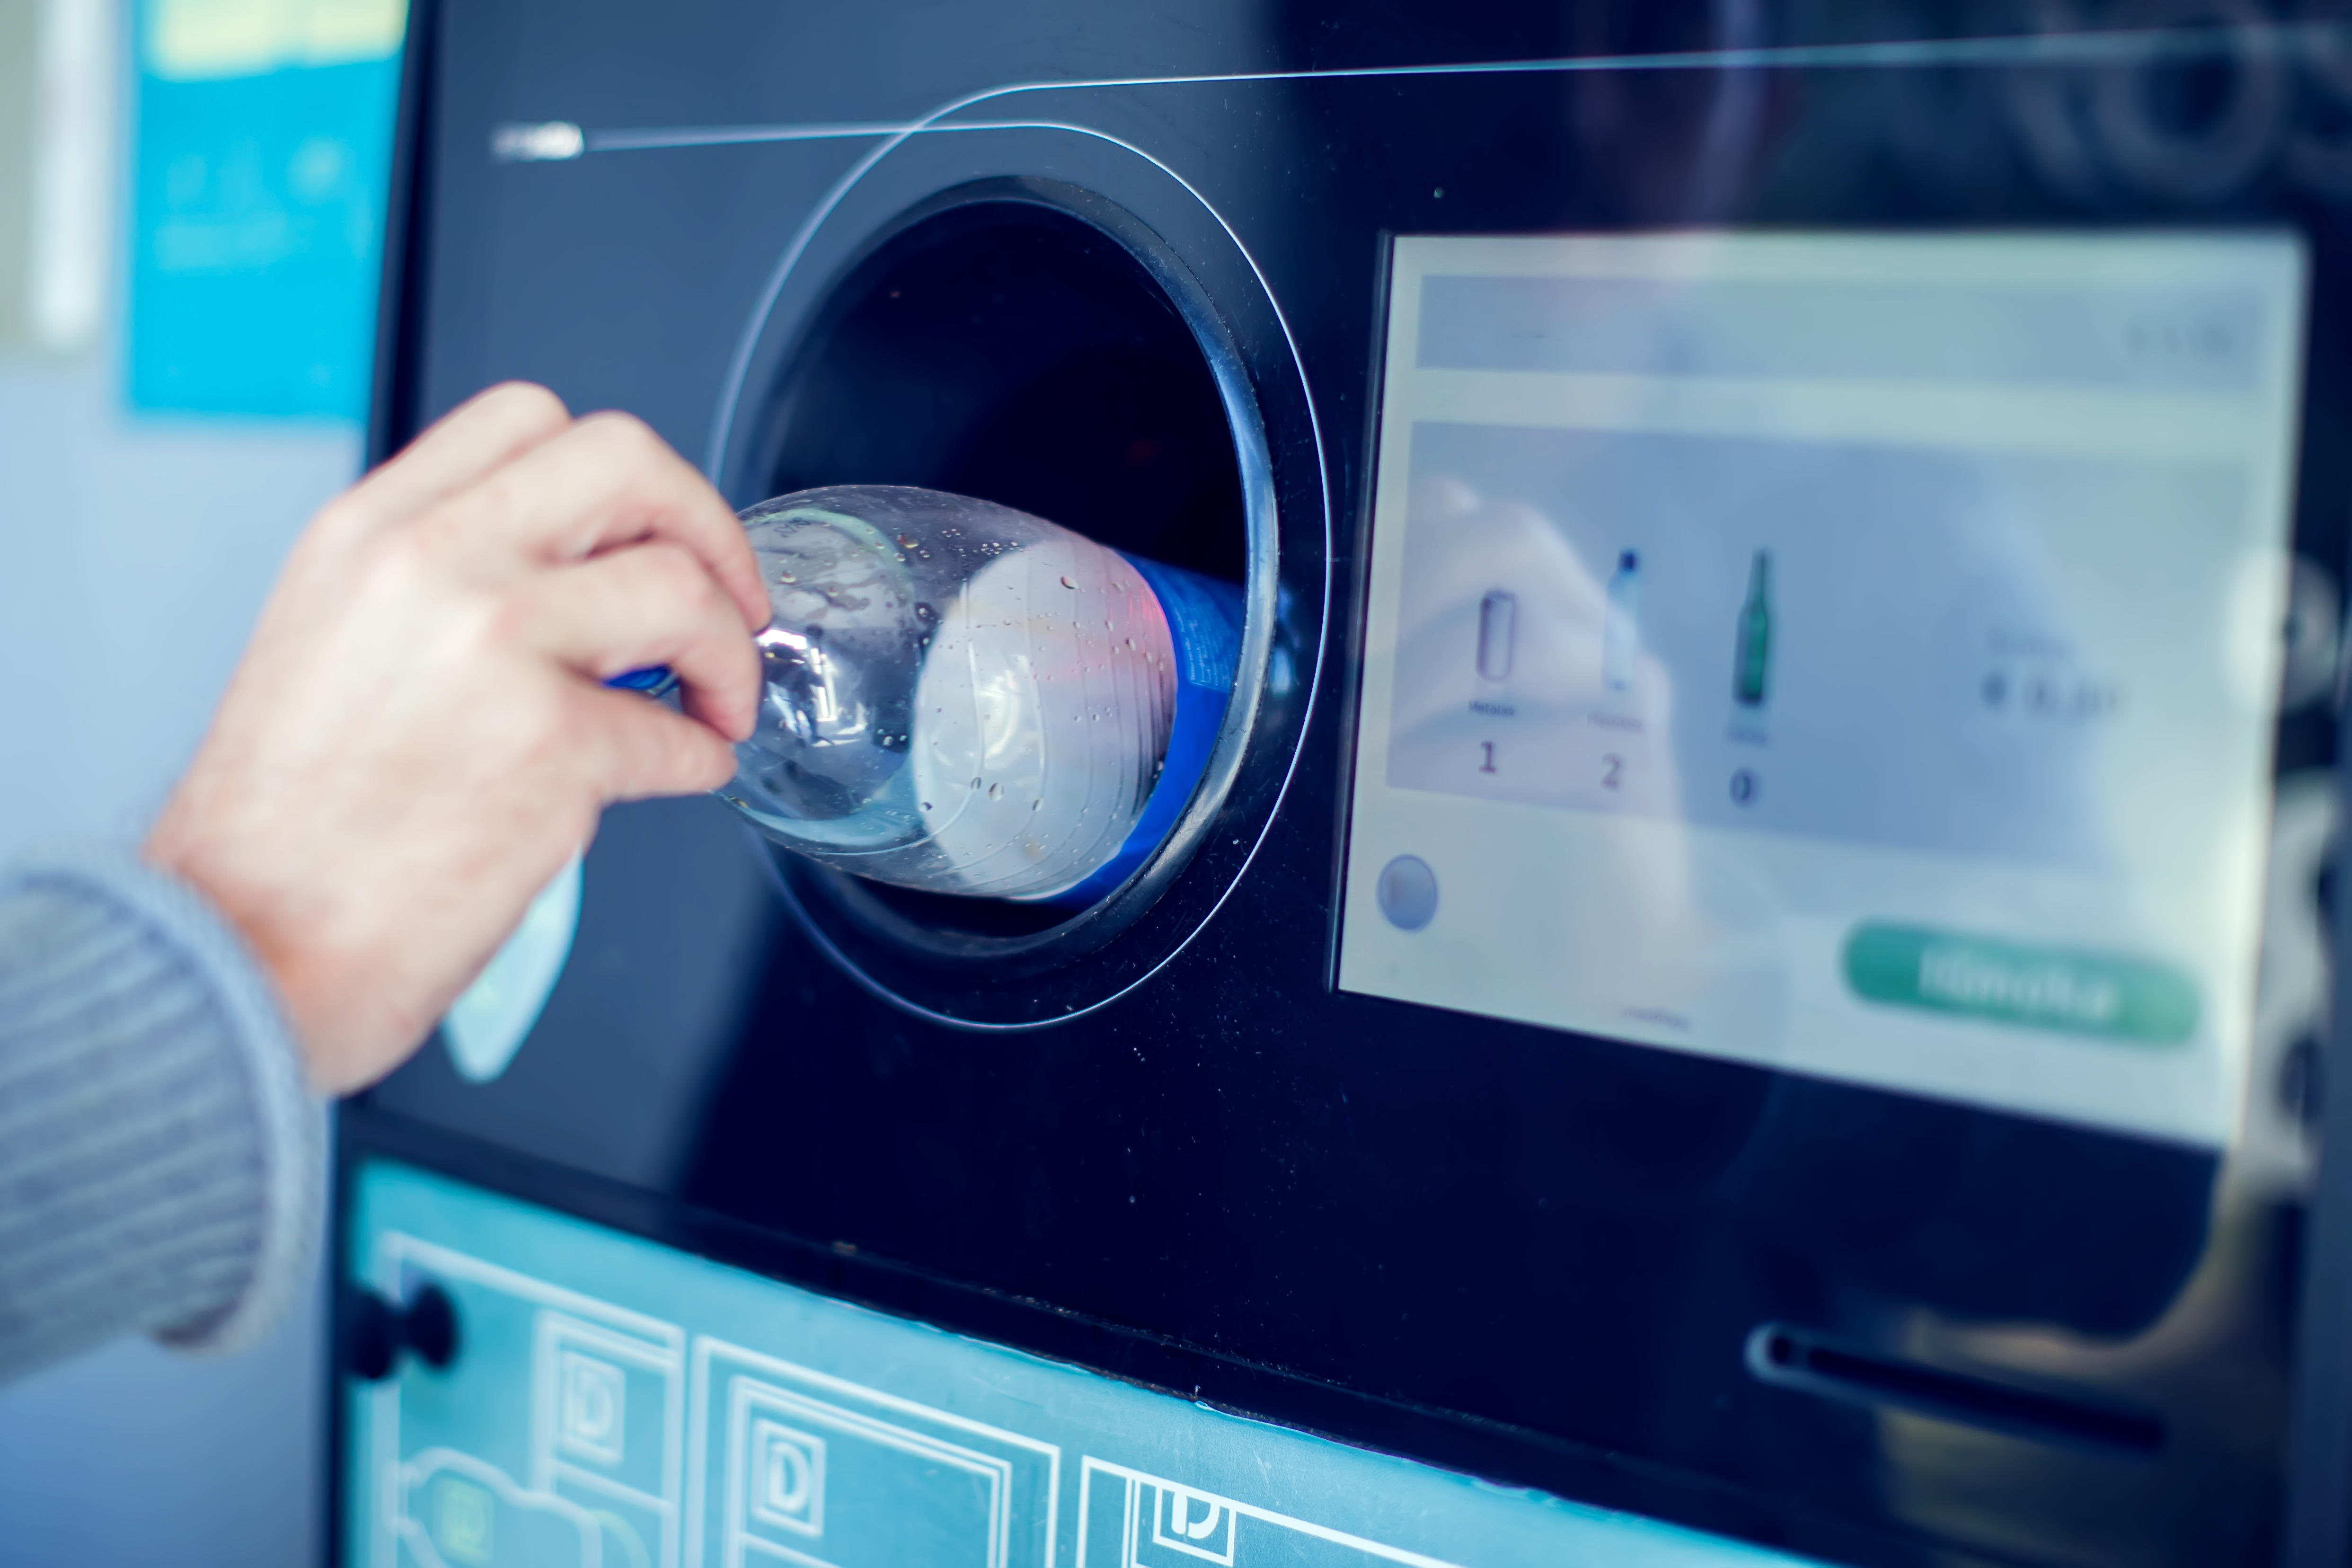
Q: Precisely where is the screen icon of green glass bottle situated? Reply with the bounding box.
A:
[1734,549,1772,709]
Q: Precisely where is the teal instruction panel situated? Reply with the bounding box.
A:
[347,1161,1819,1568]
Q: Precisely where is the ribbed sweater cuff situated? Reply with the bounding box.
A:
[0,845,324,1377]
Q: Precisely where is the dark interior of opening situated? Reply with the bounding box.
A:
[756,199,1248,938]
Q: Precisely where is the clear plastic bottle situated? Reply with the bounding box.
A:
[1602,548,1642,696]
[713,485,1242,904]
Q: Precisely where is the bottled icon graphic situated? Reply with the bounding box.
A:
[1476,590,1517,682]
[716,486,1242,904]
[1734,549,1772,709]
[1602,549,1642,696]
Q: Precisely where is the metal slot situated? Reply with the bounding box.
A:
[1745,1323,2163,1455]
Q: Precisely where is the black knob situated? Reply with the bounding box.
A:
[404,1281,459,1367]
[343,1281,462,1382]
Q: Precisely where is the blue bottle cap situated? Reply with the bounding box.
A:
[606,664,678,699]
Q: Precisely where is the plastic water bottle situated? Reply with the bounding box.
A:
[712,485,1243,904]
[448,484,1235,1077]
[1602,548,1642,696]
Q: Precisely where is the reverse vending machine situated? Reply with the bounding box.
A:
[339,5,2352,1566]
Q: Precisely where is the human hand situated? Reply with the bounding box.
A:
[146,383,767,1095]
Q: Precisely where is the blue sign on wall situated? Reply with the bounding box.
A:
[129,0,406,419]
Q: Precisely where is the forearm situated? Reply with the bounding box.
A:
[0,846,323,1381]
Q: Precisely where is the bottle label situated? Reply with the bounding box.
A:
[1134,555,1245,692]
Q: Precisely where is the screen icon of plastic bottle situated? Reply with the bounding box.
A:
[1602,549,1642,696]
[713,485,1242,904]
[1476,590,1517,682]
[1734,549,1772,709]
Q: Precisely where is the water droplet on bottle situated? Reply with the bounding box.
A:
[914,602,937,622]
[988,782,1002,800]
[970,777,982,789]
[896,532,918,550]
[1060,575,1078,589]
[777,570,798,584]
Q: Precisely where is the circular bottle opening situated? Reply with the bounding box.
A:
[742,190,1256,950]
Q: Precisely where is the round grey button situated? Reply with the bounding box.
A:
[1375,854,1438,931]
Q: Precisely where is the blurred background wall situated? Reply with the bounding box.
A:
[0,0,406,1559]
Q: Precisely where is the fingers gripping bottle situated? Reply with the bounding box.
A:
[715,485,1243,904]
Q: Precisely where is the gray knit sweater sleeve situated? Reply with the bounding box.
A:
[0,846,324,1380]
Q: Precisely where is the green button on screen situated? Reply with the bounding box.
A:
[1842,923,2199,1045]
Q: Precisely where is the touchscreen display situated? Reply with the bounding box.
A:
[1338,232,2307,1147]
